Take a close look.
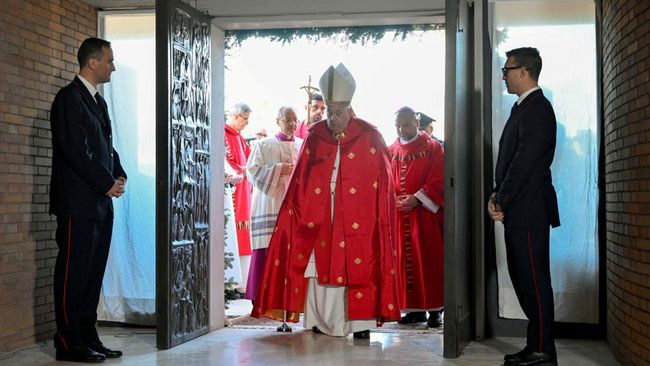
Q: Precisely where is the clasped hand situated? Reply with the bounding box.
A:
[106,176,127,198]
[487,193,504,221]
[280,163,294,176]
[396,194,419,212]
[225,172,243,184]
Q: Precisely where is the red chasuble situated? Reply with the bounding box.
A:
[251,118,401,323]
[389,132,444,310]
[225,124,252,256]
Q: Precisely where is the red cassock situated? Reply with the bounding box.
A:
[389,132,444,310]
[251,118,401,323]
[225,124,252,256]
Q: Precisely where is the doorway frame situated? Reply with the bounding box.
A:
[151,0,480,355]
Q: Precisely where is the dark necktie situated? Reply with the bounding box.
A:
[94,92,112,135]
[510,101,520,116]
[94,92,115,172]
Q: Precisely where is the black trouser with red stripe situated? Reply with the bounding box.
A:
[53,216,113,350]
[504,227,556,356]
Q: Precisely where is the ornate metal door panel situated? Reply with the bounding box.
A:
[156,0,212,349]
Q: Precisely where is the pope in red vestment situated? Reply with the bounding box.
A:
[252,65,401,335]
[389,107,444,326]
[251,117,401,323]
[224,106,252,258]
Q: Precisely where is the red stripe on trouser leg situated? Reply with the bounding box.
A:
[527,229,543,352]
[57,333,69,351]
[63,217,72,326]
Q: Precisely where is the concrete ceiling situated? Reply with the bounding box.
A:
[82,0,446,29]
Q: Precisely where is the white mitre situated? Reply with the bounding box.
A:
[318,63,356,103]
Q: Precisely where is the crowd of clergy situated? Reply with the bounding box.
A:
[224,63,444,340]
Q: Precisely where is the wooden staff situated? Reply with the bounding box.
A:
[300,76,320,127]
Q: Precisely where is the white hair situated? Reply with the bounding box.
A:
[230,102,252,116]
[277,106,296,120]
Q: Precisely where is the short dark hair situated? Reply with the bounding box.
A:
[506,47,542,81]
[77,38,111,68]
[395,106,418,125]
[311,93,323,102]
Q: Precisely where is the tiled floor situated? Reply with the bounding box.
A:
[0,327,621,366]
[0,301,620,366]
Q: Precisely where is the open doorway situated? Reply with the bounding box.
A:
[222,27,447,333]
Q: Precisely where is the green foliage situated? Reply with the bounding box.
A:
[225,24,444,49]
[224,249,238,310]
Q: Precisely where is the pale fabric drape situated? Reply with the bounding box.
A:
[97,13,156,325]
[490,0,599,323]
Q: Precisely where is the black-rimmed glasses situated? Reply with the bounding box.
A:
[501,66,523,75]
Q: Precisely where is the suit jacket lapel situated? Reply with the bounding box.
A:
[72,77,114,140]
[94,93,112,135]
[501,89,544,139]
[517,88,543,112]
[496,89,545,181]
[72,77,106,125]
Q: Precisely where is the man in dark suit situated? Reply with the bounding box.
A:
[49,37,127,363]
[488,47,561,366]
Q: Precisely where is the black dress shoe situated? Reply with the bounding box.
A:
[398,312,427,324]
[515,352,557,366]
[89,342,123,358]
[504,346,532,364]
[312,326,324,335]
[353,330,370,339]
[56,346,106,363]
[427,311,443,328]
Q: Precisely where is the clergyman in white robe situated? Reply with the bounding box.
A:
[244,133,302,301]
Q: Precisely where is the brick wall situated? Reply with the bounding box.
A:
[601,1,650,365]
[0,0,97,353]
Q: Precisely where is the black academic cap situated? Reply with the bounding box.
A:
[417,112,436,127]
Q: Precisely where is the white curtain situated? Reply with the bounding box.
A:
[98,12,156,325]
[490,0,599,323]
